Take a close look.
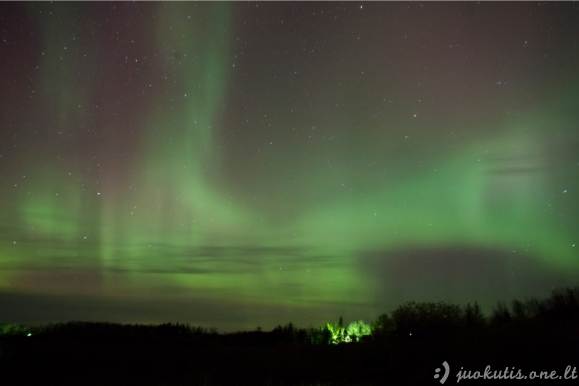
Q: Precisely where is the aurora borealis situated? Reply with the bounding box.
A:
[1,2,578,331]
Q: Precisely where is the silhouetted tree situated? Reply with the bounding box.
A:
[283,322,296,343]
[511,298,528,320]
[391,301,463,338]
[545,287,579,319]
[463,301,486,327]
[296,327,308,344]
[372,312,395,340]
[314,324,333,345]
[524,297,546,318]
[490,301,511,325]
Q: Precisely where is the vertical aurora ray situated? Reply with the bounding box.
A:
[97,3,265,297]
[6,4,100,294]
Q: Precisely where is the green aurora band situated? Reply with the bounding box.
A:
[1,2,578,329]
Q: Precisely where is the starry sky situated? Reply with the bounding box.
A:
[1,2,578,331]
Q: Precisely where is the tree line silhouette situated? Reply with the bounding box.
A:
[2,285,577,345]
[1,285,578,385]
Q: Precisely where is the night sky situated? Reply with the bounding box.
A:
[1,2,578,332]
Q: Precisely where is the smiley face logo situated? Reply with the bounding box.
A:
[434,361,450,384]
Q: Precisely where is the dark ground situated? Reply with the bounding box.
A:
[1,319,577,385]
